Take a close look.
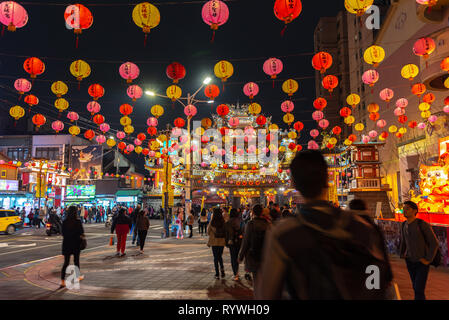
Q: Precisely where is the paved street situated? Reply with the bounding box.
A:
[0,219,448,300]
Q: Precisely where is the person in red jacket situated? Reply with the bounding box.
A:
[111,208,132,257]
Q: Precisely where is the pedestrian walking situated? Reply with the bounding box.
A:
[399,200,439,300]
[60,206,85,288]
[199,208,208,236]
[176,208,184,239]
[225,208,244,281]
[255,150,393,300]
[187,211,194,238]
[136,208,150,254]
[27,211,34,227]
[111,208,132,257]
[131,205,141,245]
[207,208,226,279]
[37,207,46,228]
[238,204,270,290]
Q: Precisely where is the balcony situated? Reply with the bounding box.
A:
[352,178,381,189]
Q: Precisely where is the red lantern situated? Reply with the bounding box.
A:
[396,132,403,138]
[93,114,105,125]
[288,142,296,150]
[84,129,95,140]
[423,93,435,104]
[408,121,418,129]
[204,84,220,100]
[445,96,449,105]
[120,104,133,116]
[24,94,39,107]
[220,126,229,136]
[322,75,339,93]
[296,145,303,152]
[332,126,342,135]
[441,57,449,72]
[216,104,229,117]
[327,143,334,149]
[174,118,185,128]
[137,133,146,141]
[23,57,45,79]
[256,115,267,126]
[411,83,426,97]
[118,142,126,150]
[64,4,93,48]
[340,107,351,118]
[32,114,46,127]
[166,62,186,84]
[369,112,380,121]
[142,148,150,156]
[348,134,357,142]
[88,84,105,100]
[312,52,333,74]
[413,37,436,59]
[147,126,157,136]
[398,115,408,124]
[380,131,389,139]
[294,121,304,131]
[313,97,327,110]
[274,0,302,24]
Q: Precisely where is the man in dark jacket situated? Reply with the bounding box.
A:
[238,204,270,292]
[131,205,141,246]
[255,150,393,300]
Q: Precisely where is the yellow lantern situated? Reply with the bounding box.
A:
[288,131,297,139]
[195,127,205,136]
[363,45,385,68]
[345,0,374,16]
[346,94,361,108]
[329,137,338,145]
[418,102,431,111]
[70,59,91,81]
[282,79,299,96]
[120,116,132,126]
[150,140,159,150]
[214,60,234,82]
[106,138,116,147]
[69,125,80,136]
[345,115,355,125]
[355,123,364,132]
[269,124,279,131]
[158,134,167,142]
[132,2,160,35]
[279,146,286,152]
[344,139,352,146]
[243,165,248,170]
[444,77,449,89]
[151,105,164,118]
[367,103,380,113]
[166,85,182,101]
[283,113,294,125]
[389,125,398,133]
[201,148,208,155]
[211,163,217,169]
[51,81,68,98]
[135,146,143,154]
[55,98,69,112]
[379,135,386,141]
[248,103,262,115]
[421,111,431,119]
[399,127,407,135]
[9,106,25,120]
[124,125,134,134]
[155,152,161,158]
[401,64,419,81]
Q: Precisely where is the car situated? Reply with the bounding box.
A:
[0,210,22,235]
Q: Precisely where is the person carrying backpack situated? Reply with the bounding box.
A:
[238,204,270,290]
[207,208,226,279]
[399,200,440,300]
[225,208,244,281]
[255,150,393,300]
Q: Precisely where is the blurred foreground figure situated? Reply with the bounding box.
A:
[255,150,393,300]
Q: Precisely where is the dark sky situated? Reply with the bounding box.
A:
[0,0,345,168]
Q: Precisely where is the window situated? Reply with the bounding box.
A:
[0,211,6,218]
[1,171,5,178]
[35,147,60,160]
[7,147,30,160]
[7,211,18,217]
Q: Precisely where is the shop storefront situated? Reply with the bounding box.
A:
[116,189,142,208]
[95,179,120,209]
[0,191,33,210]
[64,185,96,207]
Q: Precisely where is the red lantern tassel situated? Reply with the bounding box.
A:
[14,120,17,127]
[1,25,4,37]
[211,31,215,43]
[18,94,22,101]
[76,35,79,49]
[272,80,275,89]
[78,81,81,91]
[144,34,148,47]
[280,25,287,37]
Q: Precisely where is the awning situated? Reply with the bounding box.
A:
[115,189,142,197]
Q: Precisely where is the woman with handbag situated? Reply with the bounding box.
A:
[207,208,226,279]
[60,206,85,288]
[136,209,150,254]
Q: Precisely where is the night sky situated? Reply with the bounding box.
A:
[0,0,345,170]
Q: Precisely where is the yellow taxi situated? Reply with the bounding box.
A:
[0,210,22,235]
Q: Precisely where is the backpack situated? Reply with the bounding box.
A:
[402,219,442,267]
[249,222,267,261]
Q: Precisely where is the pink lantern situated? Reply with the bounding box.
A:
[228,117,239,127]
[308,140,319,150]
[134,139,142,146]
[428,115,438,123]
[318,119,329,129]
[172,127,182,136]
[184,105,197,117]
[444,105,449,113]
[96,135,106,144]
[312,110,324,121]
[67,111,79,122]
[87,101,101,114]
[201,0,229,32]
[362,69,379,87]
[369,130,378,138]
[0,2,28,32]
[149,151,156,157]
[14,78,31,94]
[418,122,426,129]
[51,120,64,133]
[396,98,408,109]
[147,117,158,127]
[179,135,188,144]
[116,131,126,140]
[126,144,135,152]
[394,107,405,116]
[263,58,283,79]
[310,129,319,138]
[377,119,387,128]
[127,85,143,101]
[99,123,110,133]
[243,82,259,99]
[200,162,207,168]
[119,62,140,83]
[281,100,294,113]
[379,88,394,102]
[362,135,370,144]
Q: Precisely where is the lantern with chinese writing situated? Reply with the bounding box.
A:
[14,78,31,98]
[355,123,365,132]
[243,82,259,100]
[116,131,126,140]
[318,119,329,129]
[294,121,304,132]
[132,2,160,46]
[51,120,64,133]
[70,60,91,89]
[411,83,426,98]
[282,79,299,96]
[394,107,405,116]
[51,81,68,98]
[64,4,93,48]
[119,103,133,117]
[283,113,295,125]
[67,111,79,122]
[332,126,342,135]
[401,64,419,81]
[256,115,267,126]
[120,116,132,127]
[312,110,324,121]
[147,126,158,136]
[312,52,332,74]
[310,129,319,138]
[69,125,80,136]
[379,88,394,102]
[396,98,408,109]
[345,116,355,125]
[347,93,360,108]
[32,114,46,128]
[167,85,182,101]
[322,75,339,93]
[214,60,233,84]
[364,45,385,68]
[367,103,379,113]
[340,107,351,118]
[204,84,220,100]
[217,104,229,117]
[398,115,408,124]
[362,69,379,87]
[274,0,302,29]
[413,37,436,59]
[377,119,387,128]
[202,0,229,41]
[0,2,28,32]
[93,114,105,125]
[88,84,104,101]
[166,62,186,84]
[55,98,69,112]
[423,93,435,104]
[369,112,380,121]
[95,135,106,144]
[87,101,101,115]
[100,123,110,134]
[24,94,38,109]
[248,103,261,115]
[84,129,95,140]
[184,105,197,118]
[150,104,164,118]
[23,57,45,79]
[263,58,283,83]
[119,62,140,83]
[147,117,158,127]
[345,0,374,16]
[124,125,134,135]
[313,97,327,110]
[9,105,24,121]
[127,85,143,102]
[174,118,185,128]
[281,100,294,113]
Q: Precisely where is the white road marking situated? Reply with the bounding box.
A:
[0,243,36,248]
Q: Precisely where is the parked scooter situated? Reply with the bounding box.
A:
[46,222,61,236]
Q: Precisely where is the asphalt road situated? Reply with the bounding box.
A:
[0,219,171,269]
